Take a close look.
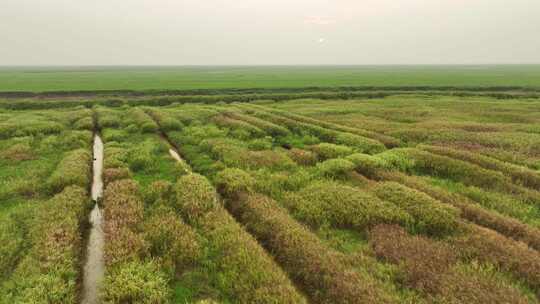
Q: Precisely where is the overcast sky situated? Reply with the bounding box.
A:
[1,0,540,65]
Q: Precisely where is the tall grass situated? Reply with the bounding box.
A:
[47,149,92,193]
[173,173,307,303]
[346,152,540,250]
[102,179,171,303]
[379,171,540,251]
[1,186,91,303]
[453,224,540,297]
[248,104,401,147]
[373,182,460,236]
[243,106,387,153]
[370,224,533,303]
[421,144,540,190]
[215,169,398,304]
[283,180,410,230]
[378,148,540,206]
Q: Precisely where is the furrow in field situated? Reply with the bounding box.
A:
[378,170,540,251]
[375,148,540,208]
[419,144,540,190]
[299,151,540,300]
[345,151,540,251]
[103,107,307,303]
[235,104,387,154]
[243,103,402,148]
[213,169,401,304]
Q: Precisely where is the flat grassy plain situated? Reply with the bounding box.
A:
[1,84,540,303]
[1,65,540,92]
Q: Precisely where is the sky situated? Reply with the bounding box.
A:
[1,0,540,65]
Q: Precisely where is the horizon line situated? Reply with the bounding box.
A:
[1,63,540,68]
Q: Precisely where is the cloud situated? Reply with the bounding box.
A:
[304,16,336,26]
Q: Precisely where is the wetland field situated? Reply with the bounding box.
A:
[1,66,540,303]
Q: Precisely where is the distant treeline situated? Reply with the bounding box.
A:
[1,90,540,110]
[1,85,540,98]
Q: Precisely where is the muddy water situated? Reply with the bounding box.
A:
[82,135,104,304]
[169,148,182,162]
[91,135,104,201]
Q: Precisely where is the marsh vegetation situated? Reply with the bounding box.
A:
[1,92,540,303]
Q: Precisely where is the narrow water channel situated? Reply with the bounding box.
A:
[169,148,182,162]
[82,135,104,304]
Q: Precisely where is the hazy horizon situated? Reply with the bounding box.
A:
[2,0,540,65]
[2,64,540,68]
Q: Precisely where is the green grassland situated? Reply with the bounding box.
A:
[1,65,540,92]
[1,91,540,303]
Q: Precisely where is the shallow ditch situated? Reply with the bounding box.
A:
[81,134,105,304]
[169,148,183,162]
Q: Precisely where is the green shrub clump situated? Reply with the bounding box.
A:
[129,108,159,133]
[374,182,460,236]
[73,116,94,131]
[215,168,255,197]
[174,173,307,303]
[144,180,174,205]
[145,108,184,131]
[103,146,129,169]
[334,132,386,154]
[102,261,171,304]
[102,129,129,142]
[247,138,273,151]
[143,206,200,272]
[47,148,92,194]
[174,173,219,224]
[310,143,354,160]
[376,148,417,173]
[0,208,29,278]
[383,148,516,194]
[316,158,356,178]
[346,153,388,178]
[284,181,411,229]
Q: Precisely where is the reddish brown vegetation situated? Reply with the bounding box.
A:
[102,167,132,186]
[227,192,396,304]
[287,148,318,166]
[103,179,147,267]
[370,224,532,303]
[453,225,540,297]
[0,143,35,162]
[370,224,457,292]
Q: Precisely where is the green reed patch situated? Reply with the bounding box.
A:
[373,182,460,236]
[284,181,410,230]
